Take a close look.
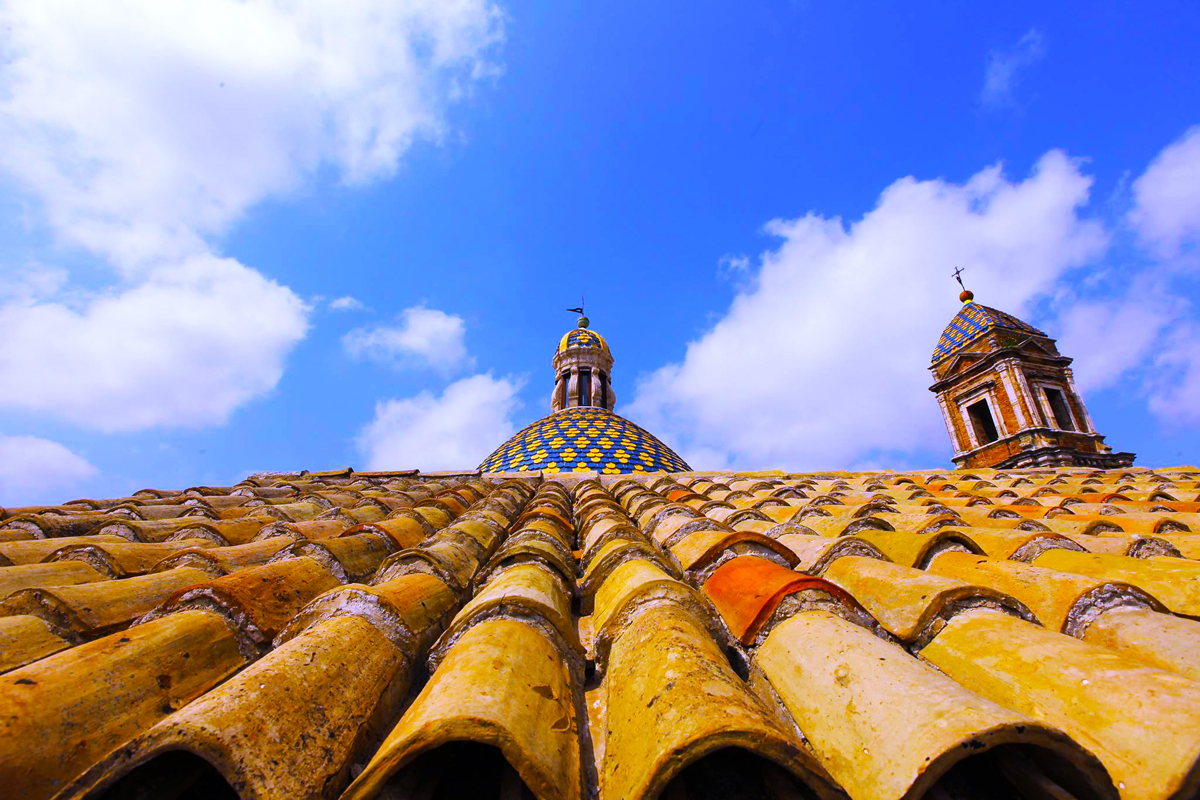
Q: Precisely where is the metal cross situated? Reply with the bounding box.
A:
[953,266,967,291]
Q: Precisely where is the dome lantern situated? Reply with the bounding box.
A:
[552,314,614,413]
[478,309,691,474]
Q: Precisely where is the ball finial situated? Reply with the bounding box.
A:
[578,315,590,329]
[952,267,973,303]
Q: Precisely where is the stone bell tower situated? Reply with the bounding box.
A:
[928,283,1135,470]
[550,313,616,412]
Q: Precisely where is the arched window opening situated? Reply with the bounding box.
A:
[579,368,592,407]
[599,371,609,408]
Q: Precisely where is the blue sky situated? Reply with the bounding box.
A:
[1,1,1199,502]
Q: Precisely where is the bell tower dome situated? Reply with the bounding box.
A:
[929,287,1135,470]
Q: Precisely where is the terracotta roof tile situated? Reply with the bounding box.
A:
[0,614,72,673]
[922,608,1200,799]
[757,610,1116,800]
[598,601,841,800]
[5,465,1200,798]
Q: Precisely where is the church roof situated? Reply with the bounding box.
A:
[479,405,691,474]
[557,326,609,355]
[2,465,1199,798]
[932,301,1046,364]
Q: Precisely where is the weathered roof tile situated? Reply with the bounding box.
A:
[922,608,1200,800]
[5,466,1200,798]
[757,609,1116,800]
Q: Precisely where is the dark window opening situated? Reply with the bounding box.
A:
[100,750,239,800]
[598,371,608,408]
[1043,387,1076,431]
[558,371,569,408]
[579,368,592,407]
[966,400,999,445]
[384,741,536,800]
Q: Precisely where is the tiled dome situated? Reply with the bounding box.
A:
[557,327,610,355]
[479,406,691,474]
[932,301,1045,364]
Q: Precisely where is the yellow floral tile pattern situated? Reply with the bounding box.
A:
[478,406,691,474]
[557,327,610,355]
[932,302,1045,364]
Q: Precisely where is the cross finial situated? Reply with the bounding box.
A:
[953,267,974,303]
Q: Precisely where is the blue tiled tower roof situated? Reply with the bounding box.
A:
[932,302,1045,364]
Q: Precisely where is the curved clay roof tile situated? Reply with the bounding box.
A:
[757,610,1117,800]
[343,617,584,800]
[922,608,1200,800]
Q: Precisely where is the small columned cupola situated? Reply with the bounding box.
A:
[928,280,1135,470]
[551,313,616,412]
[479,310,690,474]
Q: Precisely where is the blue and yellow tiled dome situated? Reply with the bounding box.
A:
[479,406,691,474]
[932,301,1045,364]
[557,327,610,355]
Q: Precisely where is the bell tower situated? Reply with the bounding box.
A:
[928,283,1135,470]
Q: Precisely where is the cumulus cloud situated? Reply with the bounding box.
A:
[0,434,97,502]
[982,28,1045,109]
[357,373,523,471]
[1053,278,1184,395]
[628,151,1109,470]
[0,0,504,431]
[1119,126,1200,424]
[329,296,365,312]
[1148,322,1200,426]
[1129,126,1200,258]
[0,256,309,430]
[0,0,505,267]
[344,305,473,373]
[0,263,68,303]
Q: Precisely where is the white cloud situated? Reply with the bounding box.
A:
[0,0,504,431]
[981,29,1045,109]
[1148,322,1200,426]
[0,0,505,268]
[344,305,473,372]
[718,254,751,276]
[0,435,97,502]
[628,151,1108,470]
[0,255,309,430]
[1119,126,1200,425]
[357,373,523,471]
[1129,125,1200,257]
[0,263,68,303]
[329,296,365,312]
[1053,277,1183,395]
